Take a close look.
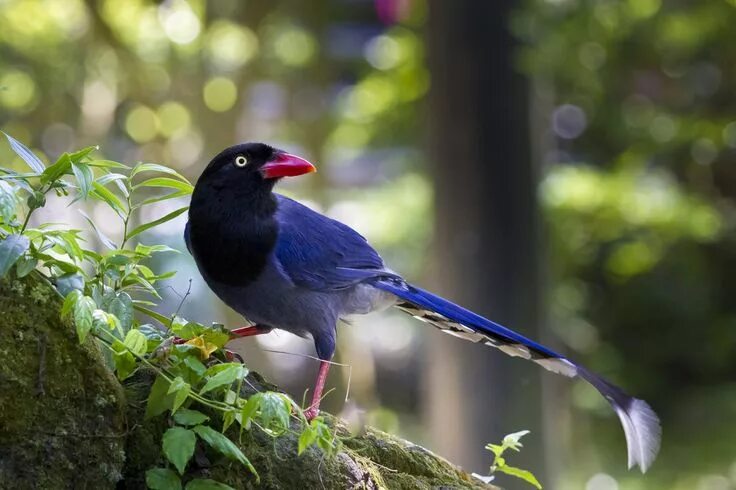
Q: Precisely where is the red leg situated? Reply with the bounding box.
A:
[224,326,272,363]
[229,325,273,339]
[304,360,331,421]
[173,325,271,349]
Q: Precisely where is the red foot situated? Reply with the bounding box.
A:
[304,360,331,421]
[304,407,320,421]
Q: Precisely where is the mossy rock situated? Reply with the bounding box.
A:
[0,274,498,490]
[0,274,127,489]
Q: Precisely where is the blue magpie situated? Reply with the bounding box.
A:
[185,143,661,472]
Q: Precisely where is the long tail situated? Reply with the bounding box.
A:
[373,278,661,472]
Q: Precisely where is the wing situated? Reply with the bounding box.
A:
[274,195,397,291]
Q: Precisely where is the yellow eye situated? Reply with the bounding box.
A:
[235,155,248,167]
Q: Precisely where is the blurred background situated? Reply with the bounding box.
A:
[2,0,736,488]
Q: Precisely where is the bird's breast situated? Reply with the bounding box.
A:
[187,213,278,287]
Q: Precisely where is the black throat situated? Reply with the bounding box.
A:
[187,176,278,287]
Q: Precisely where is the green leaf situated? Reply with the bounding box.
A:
[298,425,317,455]
[258,392,291,435]
[134,190,191,209]
[61,290,81,320]
[3,132,45,173]
[192,425,257,477]
[90,181,127,218]
[222,409,237,433]
[79,210,117,249]
[495,465,542,489]
[125,206,188,240]
[95,172,128,186]
[201,328,231,349]
[133,177,193,194]
[134,304,172,326]
[163,427,196,475]
[15,255,37,277]
[200,364,245,395]
[139,323,164,339]
[240,394,262,430]
[88,159,129,170]
[95,170,129,197]
[131,162,189,182]
[47,232,84,263]
[93,309,123,338]
[40,153,72,185]
[73,295,96,343]
[123,329,148,356]
[145,375,173,419]
[167,376,191,413]
[0,180,20,223]
[173,408,209,426]
[145,467,182,490]
[108,291,134,331]
[55,272,85,297]
[0,234,30,277]
[112,340,137,380]
[135,243,180,255]
[172,319,201,340]
[183,355,207,375]
[26,190,46,210]
[502,430,530,452]
[71,162,94,199]
[67,145,97,164]
[185,479,235,490]
[485,443,504,458]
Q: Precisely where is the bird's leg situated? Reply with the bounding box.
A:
[223,325,273,363]
[304,360,331,421]
[173,325,272,362]
[173,325,271,344]
[229,325,273,339]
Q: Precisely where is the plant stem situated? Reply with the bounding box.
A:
[119,180,133,249]
[19,211,32,233]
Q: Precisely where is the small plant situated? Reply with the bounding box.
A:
[476,430,542,489]
[0,132,339,490]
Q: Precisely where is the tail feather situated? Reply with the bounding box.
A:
[373,279,661,472]
[577,367,661,472]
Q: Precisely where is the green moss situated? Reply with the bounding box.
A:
[0,274,127,489]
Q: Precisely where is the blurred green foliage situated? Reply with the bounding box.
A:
[517,0,736,488]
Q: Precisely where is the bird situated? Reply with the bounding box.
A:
[184,142,661,472]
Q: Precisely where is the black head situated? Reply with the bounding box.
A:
[198,142,316,187]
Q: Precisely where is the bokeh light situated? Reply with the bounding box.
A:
[125,104,159,143]
[203,77,238,112]
[0,70,37,111]
[205,21,258,70]
[272,25,317,66]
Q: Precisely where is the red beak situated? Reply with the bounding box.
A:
[260,152,316,179]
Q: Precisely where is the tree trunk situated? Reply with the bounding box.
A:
[425,0,545,476]
[0,274,497,490]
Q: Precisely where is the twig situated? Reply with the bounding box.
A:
[171,278,193,319]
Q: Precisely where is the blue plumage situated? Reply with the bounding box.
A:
[274,196,399,291]
[186,142,661,470]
